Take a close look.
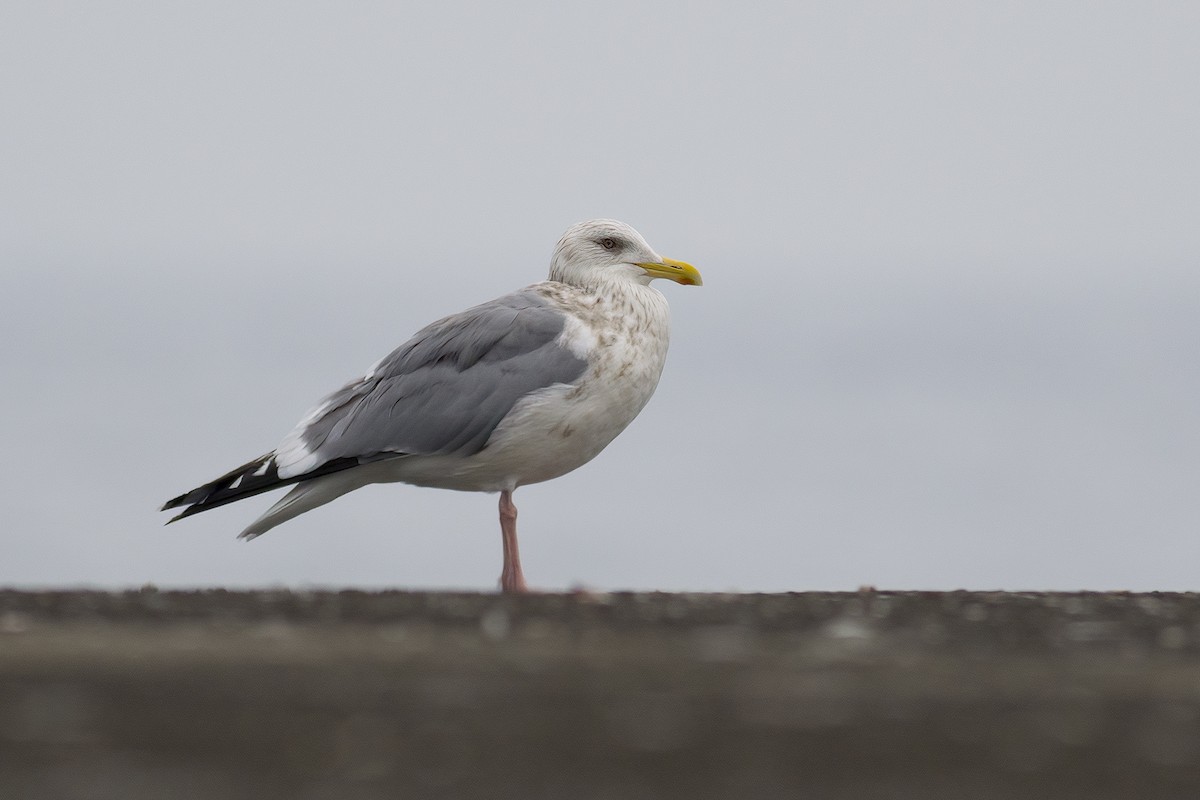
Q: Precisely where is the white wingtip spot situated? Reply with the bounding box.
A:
[252,460,271,477]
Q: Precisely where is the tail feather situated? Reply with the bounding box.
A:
[161,453,363,524]
[237,470,374,540]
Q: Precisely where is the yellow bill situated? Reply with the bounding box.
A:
[635,258,703,286]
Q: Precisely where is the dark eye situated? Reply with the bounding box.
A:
[600,237,617,250]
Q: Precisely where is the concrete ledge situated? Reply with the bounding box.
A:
[3,590,1199,799]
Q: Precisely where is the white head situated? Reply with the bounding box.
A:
[548,219,702,290]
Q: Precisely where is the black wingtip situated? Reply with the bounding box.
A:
[159,454,278,523]
[160,453,365,525]
[160,496,186,513]
[160,485,215,513]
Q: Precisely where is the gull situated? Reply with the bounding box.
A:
[161,219,702,592]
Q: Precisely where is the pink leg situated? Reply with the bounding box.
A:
[498,490,528,593]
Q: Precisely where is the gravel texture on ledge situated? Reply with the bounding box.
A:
[3,589,1199,800]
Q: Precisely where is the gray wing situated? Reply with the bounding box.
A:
[273,287,588,478]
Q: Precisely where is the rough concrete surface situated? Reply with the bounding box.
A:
[2,589,1199,799]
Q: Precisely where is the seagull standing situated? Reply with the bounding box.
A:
[162,219,702,592]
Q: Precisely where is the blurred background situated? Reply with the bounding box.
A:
[2,1,1197,592]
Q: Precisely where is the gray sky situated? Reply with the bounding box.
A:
[2,2,1197,591]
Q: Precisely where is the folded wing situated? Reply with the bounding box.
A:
[162,288,588,522]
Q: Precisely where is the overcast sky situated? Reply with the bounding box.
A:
[2,2,1197,592]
